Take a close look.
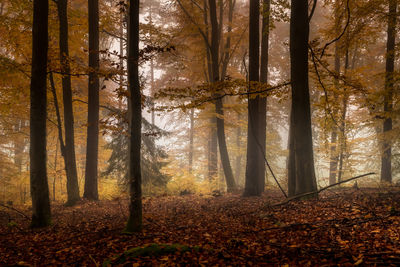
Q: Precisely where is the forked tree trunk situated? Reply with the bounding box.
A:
[208,0,236,192]
[30,0,51,228]
[84,0,100,200]
[57,0,80,205]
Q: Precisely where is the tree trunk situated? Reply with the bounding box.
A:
[244,0,267,196]
[234,112,242,183]
[337,47,350,182]
[13,120,26,174]
[84,0,100,200]
[125,0,142,233]
[53,138,58,202]
[30,0,51,228]
[57,0,80,205]
[287,108,296,197]
[149,3,156,126]
[328,40,340,185]
[208,0,236,192]
[381,0,397,183]
[288,0,317,196]
[189,108,194,173]
[203,0,218,181]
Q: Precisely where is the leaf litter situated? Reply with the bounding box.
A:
[1,188,400,266]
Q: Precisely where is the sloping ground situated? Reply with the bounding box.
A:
[1,188,400,266]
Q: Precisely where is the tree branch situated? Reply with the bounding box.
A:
[274,172,376,206]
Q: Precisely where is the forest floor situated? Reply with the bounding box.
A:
[1,188,400,266]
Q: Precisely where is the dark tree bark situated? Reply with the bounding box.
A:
[287,0,317,196]
[208,0,236,192]
[381,0,397,183]
[125,0,142,232]
[244,0,268,196]
[30,0,51,228]
[203,0,218,181]
[57,0,80,205]
[84,0,100,200]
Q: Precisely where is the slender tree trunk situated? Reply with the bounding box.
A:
[125,0,142,233]
[381,0,397,183]
[57,0,80,205]
[189,108,194,173]
[288,0,317,196]
[235,112,242,183]
[30,0,51,228]
[328,41,340,185]
[337,47,349,182]
[208,0,236,192]
[84,0,100,200]
[13,120,26,174]
[203,0,218,180]
[149,3,156,126]
[53,138,58,202]
[287,108,296,197]
[259,0,269,190]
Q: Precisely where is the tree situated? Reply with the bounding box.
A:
[125,0,142,232]
[328,0,342,185]
[30,0,51,227]
[381,0,397,183]
[208,0,236,192]
[56,0,80,205]
[287,0,317,196]
[244,0,270,196]
[84,0,100,200]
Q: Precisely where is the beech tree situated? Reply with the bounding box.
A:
[244,0,270,196]
[208,0,236,192]
[125,0,142,232]
[30,0,51,227]
[84,0,100,200]
[381,0,397,183]
[56,0,80,206]
[287,0,317,196]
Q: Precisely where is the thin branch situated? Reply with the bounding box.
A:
[72,98,121,114]
[176,0,211,50]
[320,0,350,59]
[308,0,317,22]
[189,0,204,12]
[102,29,127,42]
[308,44,340,129]
[274,172,376,206]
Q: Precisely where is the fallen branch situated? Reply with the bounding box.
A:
[273,172,376,206]
[0,203,30,220]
